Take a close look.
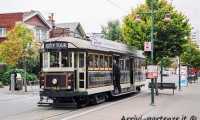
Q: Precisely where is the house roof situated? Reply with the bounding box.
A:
[23,11,51,29]
[55,22,86,37]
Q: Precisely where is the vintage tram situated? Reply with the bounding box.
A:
[37,36,146,107]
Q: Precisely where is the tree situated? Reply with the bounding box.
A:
[122,0,192,95]
[101,20,125,43]
[158,57,172,70]
[122,0,192,64]
[0,23,40,68]
[181,42,200,70]
[171,62,178,70]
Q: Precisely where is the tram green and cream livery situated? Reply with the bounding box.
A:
[38,36,146,107]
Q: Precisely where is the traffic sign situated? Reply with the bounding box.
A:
[144,42,151,51]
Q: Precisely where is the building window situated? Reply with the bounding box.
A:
[35,28,48,41]
[0,28,6,37]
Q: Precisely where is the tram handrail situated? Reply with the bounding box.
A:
[29,80,40,91]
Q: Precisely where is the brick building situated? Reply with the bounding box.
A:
[0,10,51,44]
[47,13,86,38]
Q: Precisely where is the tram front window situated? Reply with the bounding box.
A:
[50,52,59,67]
[44,52,48,68]
[61,52,72,67]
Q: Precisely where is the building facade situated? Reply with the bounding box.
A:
[0,10,51,44]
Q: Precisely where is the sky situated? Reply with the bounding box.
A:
[0,0,200,34]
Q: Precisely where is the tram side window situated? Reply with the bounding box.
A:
[50,52,59,67]
[134,58,137,68]
[74,54,77,67]
[119,60,122,70]
[44,52,48,68]
[100,55,104,69]
[126,59,130,70]
[88,53,93,69]
[119,59,125,70]
[94,54,99,69]
[79,53,84,68]
[104,55,108,68]
[109,55,113,70]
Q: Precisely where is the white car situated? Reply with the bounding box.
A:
[162,70,169,76]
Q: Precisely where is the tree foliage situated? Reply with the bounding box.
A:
[101,20,125,43]
[181,42,200,69]
[171,62,178,69]
[158,57,172,69]
[122,0,192,64]
[0,23,40,68]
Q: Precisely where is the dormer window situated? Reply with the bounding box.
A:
[0,28,6,37]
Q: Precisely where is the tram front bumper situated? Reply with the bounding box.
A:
[39,90,88,97]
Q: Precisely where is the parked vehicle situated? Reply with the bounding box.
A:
[162,70,169,76]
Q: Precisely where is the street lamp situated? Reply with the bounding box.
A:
[135,0,171,106]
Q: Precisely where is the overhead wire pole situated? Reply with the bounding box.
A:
[135,0,170,106]
[150,0,155,106]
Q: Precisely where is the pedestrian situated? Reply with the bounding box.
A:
[113,60,121,94]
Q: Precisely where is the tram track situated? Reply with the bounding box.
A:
[0,106,78,120]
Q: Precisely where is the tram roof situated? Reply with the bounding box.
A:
[40,36,145,58]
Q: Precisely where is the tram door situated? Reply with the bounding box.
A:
[130,57,134,85]
[75,52,86,91]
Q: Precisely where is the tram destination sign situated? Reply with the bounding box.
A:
[44,42,68,49]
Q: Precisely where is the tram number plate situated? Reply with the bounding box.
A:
[51,87,60,90]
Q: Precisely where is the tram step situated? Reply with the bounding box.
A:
[37,102,77,108]
[112,90,136,97]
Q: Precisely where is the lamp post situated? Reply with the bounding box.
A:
[174,49,181,91]
[135,0,171,106]
[178,55,181,91]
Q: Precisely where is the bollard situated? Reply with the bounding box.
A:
[10,74,15,92]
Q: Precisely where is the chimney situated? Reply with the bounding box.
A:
[48,16,51,20]
[48,13,55,29]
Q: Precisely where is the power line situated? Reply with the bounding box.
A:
[107,0,129,13]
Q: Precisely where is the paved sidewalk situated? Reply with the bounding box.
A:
[61,81,200,120]
[0,85,40,95]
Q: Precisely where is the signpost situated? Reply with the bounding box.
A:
[180,66,188,86]
[147,65,158,78]
[147,65,158,106]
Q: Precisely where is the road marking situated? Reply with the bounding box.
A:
[60,92,147,120]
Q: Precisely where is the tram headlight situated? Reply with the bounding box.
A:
[52,79,57,84]
[68,86,71,89]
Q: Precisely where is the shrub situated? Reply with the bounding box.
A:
[1,67,39,84]
[27,73,38,82]
[1,68,29,84]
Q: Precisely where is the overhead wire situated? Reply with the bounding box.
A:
[107,0,129,14]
